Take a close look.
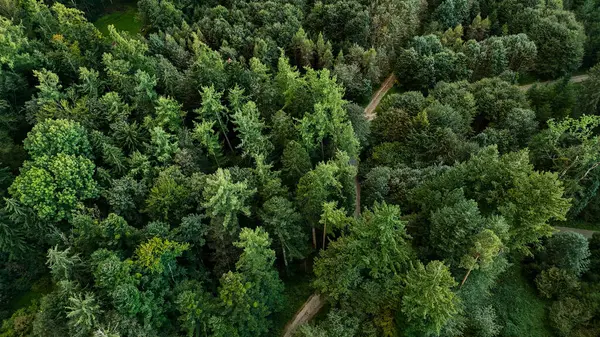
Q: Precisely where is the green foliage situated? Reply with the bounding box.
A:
[134,237,189,274]
[282,140,312,184]
[527,79,577,123]
[149,126,179,163]
[214,227,284,337]
[535,267,580,299]
[548,297,593,337]
[232,101,272,158]
[401,260,459,335]
[175,281,213,337]
[513,7,585,77]
[10,154,98,221]
[530,115,600,217]
[296,161,342,226]
[196,85,232,152]
[0,301,38,337]
[145,166,191,222]
[46,246,80,281]
[413,146,570,254]
[489,266,553,337]
[202,168,256,231]
[138,0,182,31]
[313,202,413,313]
[193,121,224,165]
[259,196,307,266]
[2,0,598,335]
[24,119,91,158]
[544,232,591,276]
[65,292,100,336]
[434,0,470,29]
[145,96,185,133]
[296,309,361,337]
[396,34,471,89]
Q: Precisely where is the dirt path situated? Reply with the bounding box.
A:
[518,74,589,91]
[555,226,598,239]
[364,73,397,120]
[281,293,325,337]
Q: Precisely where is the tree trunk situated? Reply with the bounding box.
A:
[460,254,479,288]
[282,244,288,268]
[322,221,327,250]
[321,140,324,160]
[217,117,234,153]
[312,227,317,249]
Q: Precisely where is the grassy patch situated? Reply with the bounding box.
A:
[94,7,142,36]
[271,271,314,335]
[490,265,554,337]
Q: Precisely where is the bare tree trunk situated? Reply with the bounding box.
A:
[321,140,324,160]
[460,255,479,288]
[312,227,317,249]
[216,117,234,153]
[282,244,288,268]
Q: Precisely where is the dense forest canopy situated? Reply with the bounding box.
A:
[1,0,600,336]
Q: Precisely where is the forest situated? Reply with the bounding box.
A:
[1,0,600,336]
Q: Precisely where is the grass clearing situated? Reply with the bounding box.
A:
[490,265,554,337]
[94,6,142,36]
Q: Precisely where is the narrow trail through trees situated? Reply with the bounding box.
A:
[555,226,597,239]
[518,74,589,91]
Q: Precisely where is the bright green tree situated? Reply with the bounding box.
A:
[296,161,342,247]
[10,154,98,221]
[134,237,189,274]
[529,115,600,217]
[193,121,224,165]
[214,227,283,337]
[150,126,179,163]
[401,260,459,335]
[313,203,413,313]
[66,292,101,337]
[145,96,186,133]
[459,229,504,287]
[202,168,256,273]
[202,168,256,231]
[232,101,272,158]
[196,85,233,152]
[24,119,91,158]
